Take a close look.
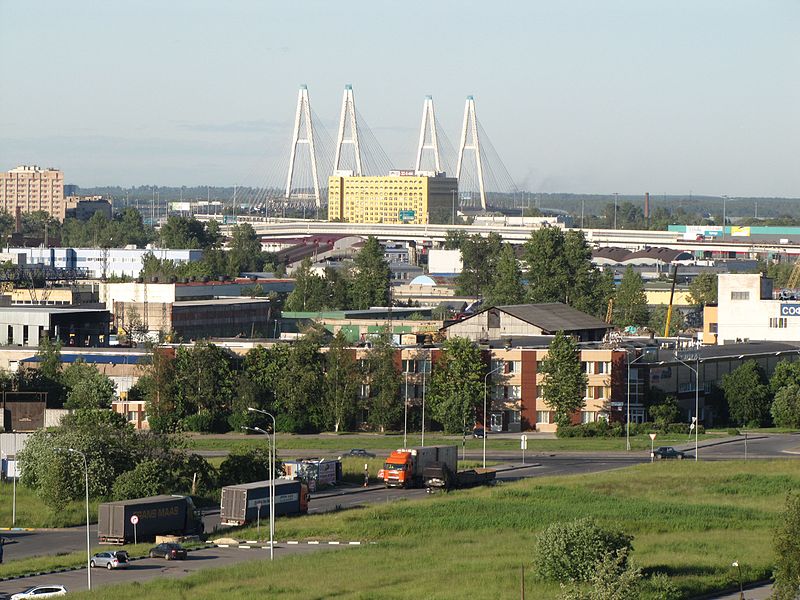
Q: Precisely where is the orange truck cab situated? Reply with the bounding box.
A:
[377,446,458,489]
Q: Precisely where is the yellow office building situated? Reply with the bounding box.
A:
[328,170,457,224]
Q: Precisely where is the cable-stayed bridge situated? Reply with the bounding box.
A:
[230,85,519,216]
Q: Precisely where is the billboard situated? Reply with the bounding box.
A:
[780,304,800,317]
[731,226,751,237]
[683,226,722,240]
[399,210,416,222]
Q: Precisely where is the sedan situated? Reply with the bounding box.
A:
[149,542,187,560]
[90,550,129,570]
[338,449,376,459]
[10,586,67,599]
[652,446,688,460]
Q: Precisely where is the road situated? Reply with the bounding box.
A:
[0,543,341,597]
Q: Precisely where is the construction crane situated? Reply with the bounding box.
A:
[786,260,800,290]
[664,264,679,337]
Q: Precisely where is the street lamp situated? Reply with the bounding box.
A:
[242,426,274,561]
[483,363,505,468]
[247,408,277,557]
[403,376,409,448]
[626,352,648,451]
[421,366,427,447]
[732,561,744,600]
[451,190,457,225]
[674,351,700,461]
[56,448,91,590]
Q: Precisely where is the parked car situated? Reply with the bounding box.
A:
[148,542,187,560]
[90,550,129,569]
[338,449,376,459]
[10,586,67,599]
[472,427,485,439]
[652,446,687,460]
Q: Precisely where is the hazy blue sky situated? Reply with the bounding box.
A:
[1,0,798,196]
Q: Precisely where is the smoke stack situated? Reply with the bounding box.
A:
[644,192,650,220]
[14,207,21,233]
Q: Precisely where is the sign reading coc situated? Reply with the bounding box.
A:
[780,304,800,317]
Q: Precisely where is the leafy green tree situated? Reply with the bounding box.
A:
[173,342,236,431]
[770,360,800,394]
[540,331,587,427]
[285,258,329,311]
[159,216,214,249]
[647,304,685,336]
[33,336,66,406]
[272,329,325,432]
[218,447,273,487]
[687,272,718,306]
[226,223,265,275]
[62,359,116,409]
[138,347,180,432]
[771,384,800,429]
[325,267,351,310]
[455,232,503,298]
[112,459,173,500]
[361,332,401,432]
[613,266,649,328]
[559,549,642,600]
[524,229,612,317]
[773,493,800,599]
[350,236,391,309]
[428,337,485,434]
[720,360,771,426]
[484,243,524,306]
[534,517,633,583]
[324,331,361,432]
[648,396,680,426]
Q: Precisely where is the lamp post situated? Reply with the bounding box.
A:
[732,561,744,600]
[403,376,409,448]
[242,426,274,560]
[451,190,457,225]
[626,353,648,451]
[421,366,427,446]
[674,351,700,461]
[721,195,728,239]
[56,448,90,590]
[247,408,277,556]
[483,363,504,468]
[613,192,618,230]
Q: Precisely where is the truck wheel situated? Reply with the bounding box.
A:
[90,560,96,568]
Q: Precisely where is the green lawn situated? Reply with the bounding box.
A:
[0,482,99,529]
[188,431,701,455]
[70,459,800,600]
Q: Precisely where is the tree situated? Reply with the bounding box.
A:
[559,549,642,600]
[455,233,502,298]
[771,384,800,429]
[226,223,265,275]
[647,305,685,337]
[361,332,401,432]
[484,243,524,306]
[112,459,173,500]
[173,342,236,432]
[285,258,329,312]
[770,360,800,394]
[720,360,771,426]
[324,331,360,432]
[350,236,390,309]
[272,330,325,432]
[159,216,214,249]
[32,336,66,406]
[428,337,485,434]
[773,492,800,599]
[648,396,680,426]
[540,331,587,427]
[613,266,649,328]
[218,447,273,487]
[524,228,612,317]
[687,272,718,306]
[62,359,116,409]
[138,347,179,433]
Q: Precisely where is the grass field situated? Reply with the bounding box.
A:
[0,482,99,529]
[188,431,703,455]
[67,459,800,600]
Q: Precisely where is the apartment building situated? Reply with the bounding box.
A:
[0,165,66,220]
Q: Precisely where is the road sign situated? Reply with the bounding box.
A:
[131,514,139,545]
[398,209,416,222]
[648,433,657,440]
[520,435,528,450]
[130,515,139,525]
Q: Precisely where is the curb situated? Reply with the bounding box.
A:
[216,540,367,549]
[690,577,772,600]
[0,543,216,583]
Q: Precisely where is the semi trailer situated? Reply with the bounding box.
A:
[423,463,496,492]
[377,446,458,488]
[98,495,203,544]
[219,479,309,526]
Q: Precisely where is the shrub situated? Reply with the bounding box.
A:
[773,492,800,599]
[771,384,800,429]
[559,548,641,600]
[182,411,228,433]
[535,517,633,583]
[727,428,740,436]
[112,459,172,500]
[218,447,273,487]
[649,396,680,427]
[642,573,681,600]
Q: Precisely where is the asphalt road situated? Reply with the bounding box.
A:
[0,543,341,597]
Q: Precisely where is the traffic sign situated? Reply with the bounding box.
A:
[648,433,657,440]
[130,515,139,525]
[520,435,528,450]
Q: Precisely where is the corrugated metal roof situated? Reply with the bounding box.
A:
[496,303,612,333]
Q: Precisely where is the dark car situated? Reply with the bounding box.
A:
[652,446,687,460]
[148,543,187,560]
[338,449,376,459]
[472,427,485,439]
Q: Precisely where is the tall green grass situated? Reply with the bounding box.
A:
[68,460,800,599]
[0,482,99,528]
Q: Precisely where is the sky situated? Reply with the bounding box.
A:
[1,0,798,197]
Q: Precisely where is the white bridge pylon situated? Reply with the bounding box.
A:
[333,84,363,176]
[285,85,322,207]
[455,95,487,210]
[414,95,441,174]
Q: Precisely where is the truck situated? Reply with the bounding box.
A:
[423,463,496,493]
[377,446,458,488]
[219,479,309,526]
[98,495,203,544]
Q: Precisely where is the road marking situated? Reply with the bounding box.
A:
[217,544,230,548]
[239,545,251,549]
[245,540,258,544]
[348,541,361,545]
[287,541,299,545]
[308,541,319,544]
[328,541,339,545]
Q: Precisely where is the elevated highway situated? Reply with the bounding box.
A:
[211,216,800,256]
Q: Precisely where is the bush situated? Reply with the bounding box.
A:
[535,517,633,583]
[181,411,229,433]
[556,421,623,439]
[112,459,172,500]
[771,384,800,429]
[727,428,740,436]
[649,396,680,427]
[218,447,273,487]
[642,573,681,600]
[559,548,641,600]
[773,492,800,599]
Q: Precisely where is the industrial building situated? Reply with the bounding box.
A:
[327,170,457,225]
[0,306,111,347]
[0,165,66,220]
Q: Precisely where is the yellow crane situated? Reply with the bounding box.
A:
[786,260,800,290]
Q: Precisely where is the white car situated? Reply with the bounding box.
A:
[10,585,67,599]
